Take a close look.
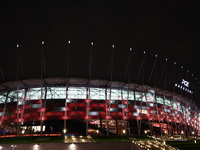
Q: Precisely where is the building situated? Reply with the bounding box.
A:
[0,77,199,136]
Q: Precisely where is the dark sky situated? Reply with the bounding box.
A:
[0,1,200,92]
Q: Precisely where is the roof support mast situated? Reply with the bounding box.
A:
[124,48,132,135]
[86,42,93,135]
[16,44,19,135]
[40,41,45,134]
[64,40,70,134]
[137,51,145,136]
[106,45,114,135]
[0,65,5,80]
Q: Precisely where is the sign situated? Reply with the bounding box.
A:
[175,79,193,94]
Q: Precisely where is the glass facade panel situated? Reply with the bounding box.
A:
[27,88,45,100]
[157,96,164,104]
[68,87,86,99]
[90,88,106,100]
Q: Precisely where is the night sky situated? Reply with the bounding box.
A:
[0,1,200,93]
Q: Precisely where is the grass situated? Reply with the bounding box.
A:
[167,141,200,150]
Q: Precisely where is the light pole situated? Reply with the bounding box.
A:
[123,129,126,141]
[181,130,184,135]
[63,129,67,143]
[192,131,195,137]
[144,130,147,137]
[11,145,17,150]
[63,129,66,134]
[194,139,197,150]
[21,130,25,143]
[163,140,166,150]
[97,130,99,141]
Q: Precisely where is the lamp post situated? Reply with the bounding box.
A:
[163,140,166,150]
[192,131,195,137]
[63,129,66,134]
[123,129,126,141]
[144,130,147,137]
[11,145,17,150]
[63,129,67,143]
[181,130,184,135]
[194,139,197,150]
[97,130,99,141]
[21,130,25,143]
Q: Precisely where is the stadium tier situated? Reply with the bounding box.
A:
[0,78,199,136]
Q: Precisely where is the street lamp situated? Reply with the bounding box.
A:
[194,139,197,150]
[21,130,25,143]
[97,130,99,141]
[144,130,147,137]
[63,129,67,143]
[181,131,184,135]
[11,145,17,150]
[192,131,195,137]
[163,141,166,150]
[63,129,66,134]
[123,129,126,141]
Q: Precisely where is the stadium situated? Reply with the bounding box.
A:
[0,42,199,138]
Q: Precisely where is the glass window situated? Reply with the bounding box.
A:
[107,89,121,100]
[90,88,106,100]
[27,88,45,100]
[68,87,86,99]
[156,97,163,104]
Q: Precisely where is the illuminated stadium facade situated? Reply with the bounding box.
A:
[0,78,199,136]
[0,42,200,137]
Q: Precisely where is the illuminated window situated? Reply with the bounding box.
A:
[68,87,86,99]
[90,88,105,100]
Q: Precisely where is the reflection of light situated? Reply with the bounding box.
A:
[11,145,17,149]
[33,144,40,149]
[70,143,76,149]
[0,145,4,149]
